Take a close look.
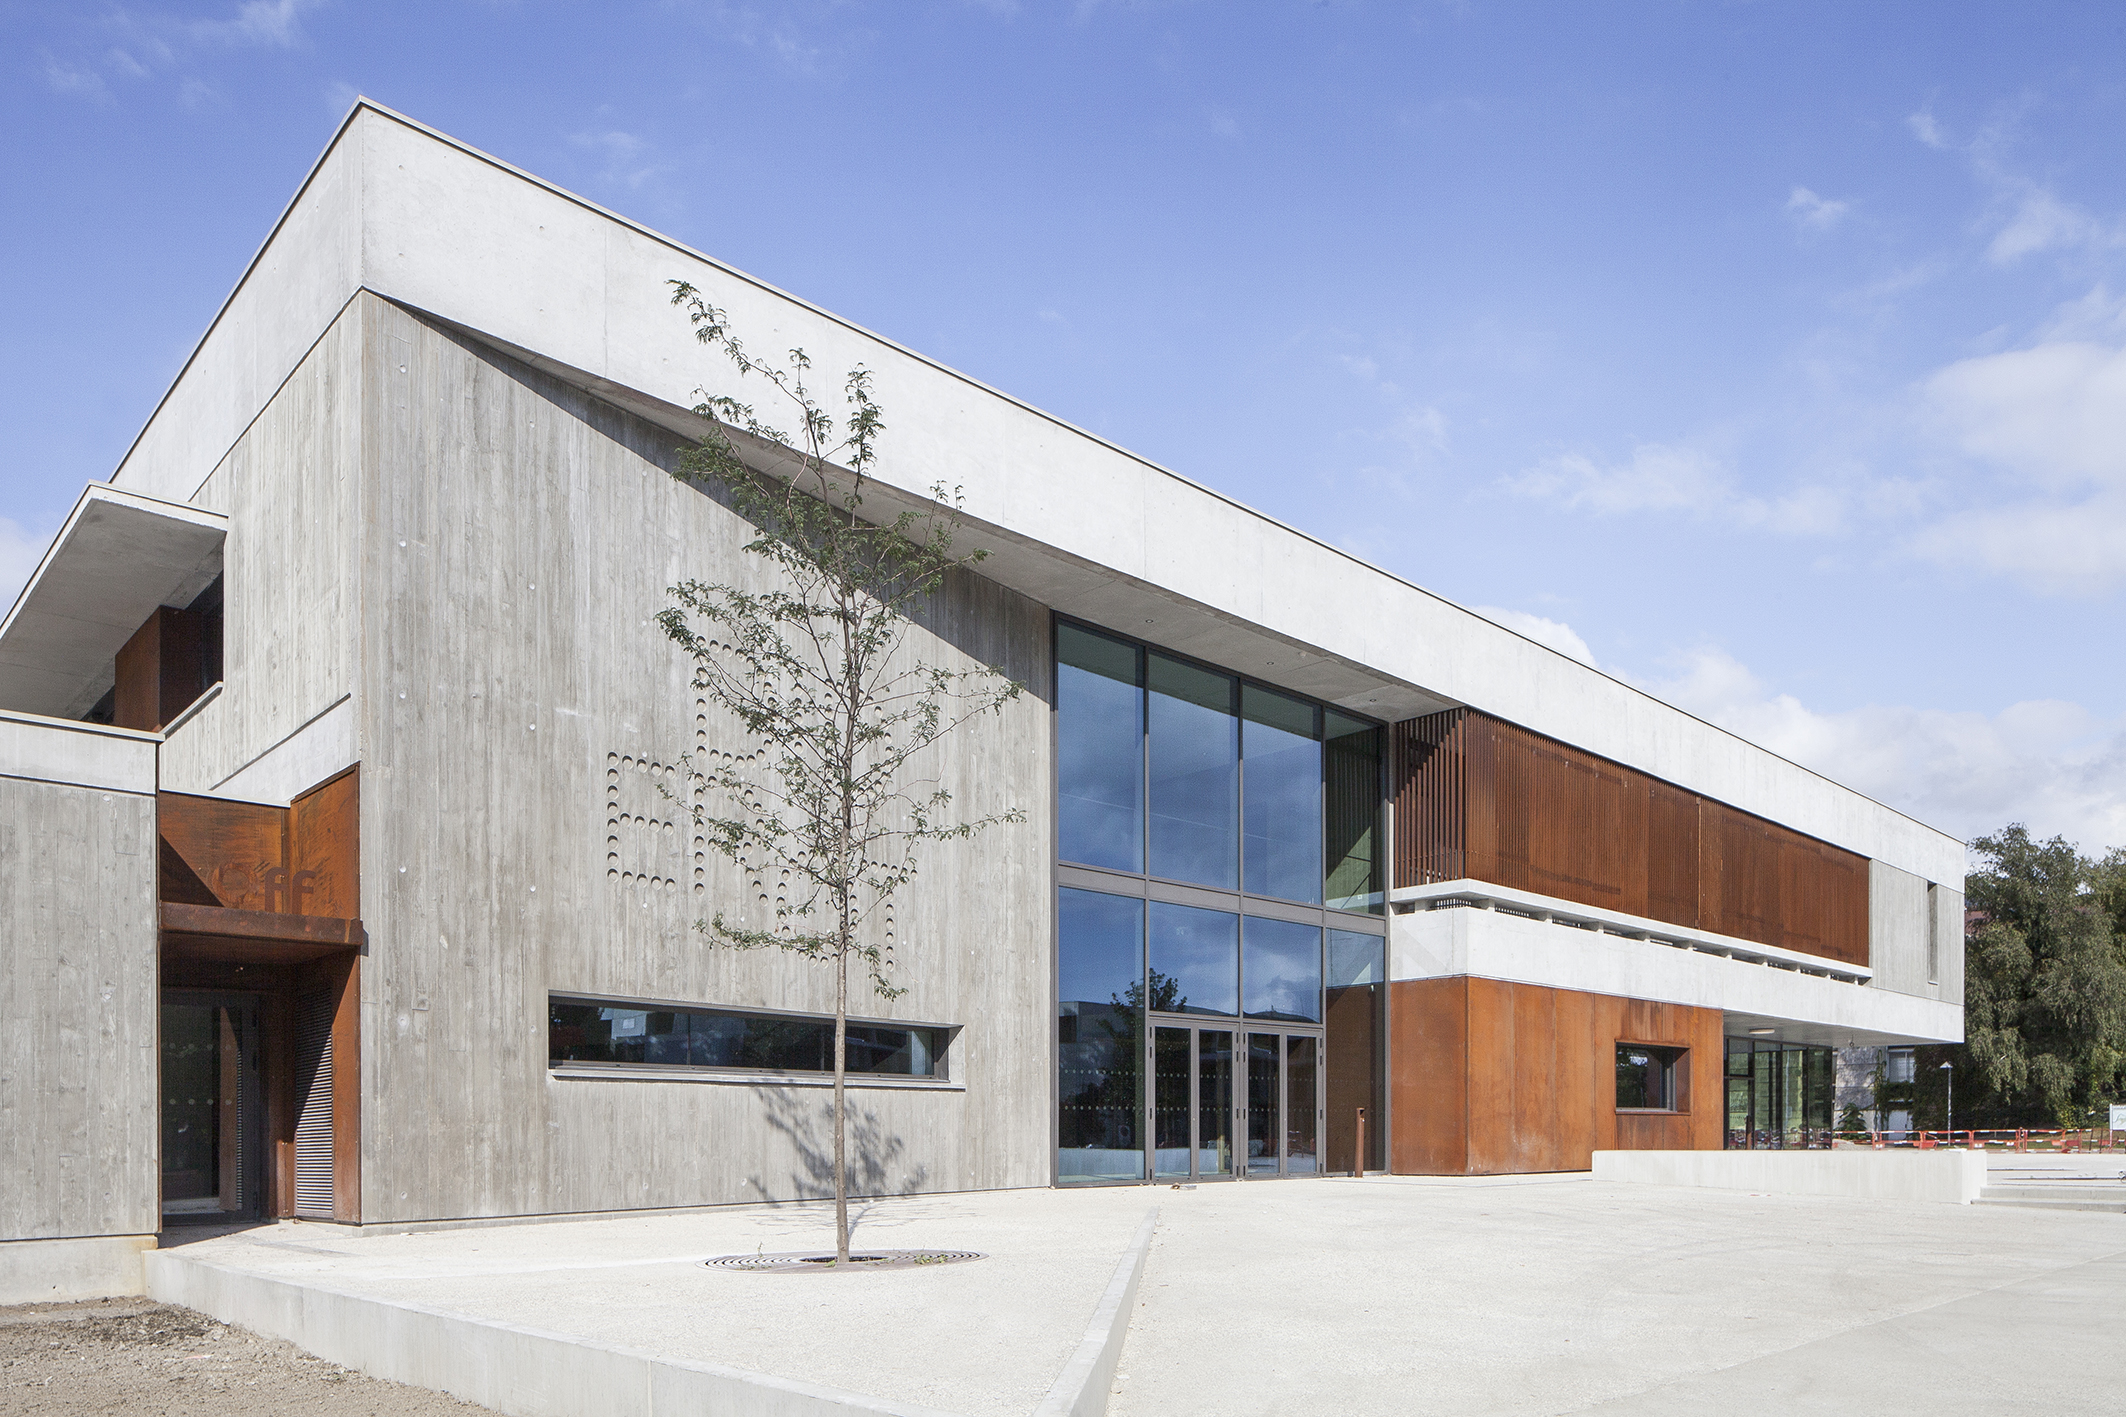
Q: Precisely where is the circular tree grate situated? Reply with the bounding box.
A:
[703,1250,986,1274]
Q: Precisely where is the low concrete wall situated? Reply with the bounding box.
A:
[0,1235,157,1303]
[1592,1149,1989,1205]
[147,1250,969,1417]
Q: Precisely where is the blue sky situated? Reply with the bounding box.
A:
[5,1,2124,853]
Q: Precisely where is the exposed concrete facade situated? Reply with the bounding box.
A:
[0,714,160,1255]
[1868,859,1965,1007]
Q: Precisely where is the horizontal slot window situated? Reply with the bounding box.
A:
[548,997,949,1079]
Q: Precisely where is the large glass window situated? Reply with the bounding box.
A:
[1243,917,1323,1023]
[1242,686,1322,903]
[548,998,948,1077]
[1054,620,1385,915]
[1057,625,1144,873]
[1058,889,1146,1183]
[1148,654,1240,888]
[1616,1043,1683,1110]
[1149,901,1240,1016]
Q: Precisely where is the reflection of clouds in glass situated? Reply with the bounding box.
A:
[1244,920,1321,1022]
[1151,903,1238,1015]
[1059,889,1143,1008]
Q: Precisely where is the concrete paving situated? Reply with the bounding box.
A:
[156,1174,2126,1417]
[158,1189,1155,1417]
[1111,1175,2126,1417]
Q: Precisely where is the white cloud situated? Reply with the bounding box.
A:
[44,1,317,99]
[569,129,662,190]
[1506,442,1732,515]
[0,518,49,614]
[1641,646,2126,854]
[1908,496,2126,597]
[41,52,111,101]
[1907,109,1947,149]
[1786,186,1849,232]
[1924,340,2126,490]
[1986,185,2121,265]
[1503,443,1850,535]
[1906,337,2126,592]
[1471,606,1596,666]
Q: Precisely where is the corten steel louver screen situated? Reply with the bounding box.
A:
[1391,709,1869,968]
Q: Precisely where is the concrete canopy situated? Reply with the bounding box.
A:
[0,484,227,719]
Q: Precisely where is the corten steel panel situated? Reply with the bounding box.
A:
[291,768,360,918]
[1388,977,1468,1174]
[264,991,297,1218]
[1464,978,1520,1175]
[1325,983,1381,1172]
[159,792,289,912]
[327,954,361,1223]
[1553,986,1598,1168]
[1400,978,1726,1174]
[1645,784,1700,928]
[113,606,214,733]
[1391,708,1870,968]
[1510,981,1556,1173]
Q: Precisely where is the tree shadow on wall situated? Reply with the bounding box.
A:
[747,1086,930,1228]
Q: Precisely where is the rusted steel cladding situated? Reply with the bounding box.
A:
[1387,976,1723,1175]
[1392,709,1869,967]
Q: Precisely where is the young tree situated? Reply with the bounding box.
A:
[659,281,1023,1261]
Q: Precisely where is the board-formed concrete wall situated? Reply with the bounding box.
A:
[1869,860,1964,1007]
[0,715,160,1248]
[158,297,365,798]
[351,297,1054,1223]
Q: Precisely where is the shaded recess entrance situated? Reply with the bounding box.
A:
[157,767,363,1225]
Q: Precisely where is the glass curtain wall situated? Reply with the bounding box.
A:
[1724,1038,1835,1148]
[1055,619,1386,1185]
[1056,621,1383,908]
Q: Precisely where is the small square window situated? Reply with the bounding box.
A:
[1617,1043,1685,1111]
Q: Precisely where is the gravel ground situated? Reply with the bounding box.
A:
[0,1298,500,1417]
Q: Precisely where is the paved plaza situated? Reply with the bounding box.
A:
[156,1167,2126,1416]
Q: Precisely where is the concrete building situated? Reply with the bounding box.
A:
[0,103,1964,1298]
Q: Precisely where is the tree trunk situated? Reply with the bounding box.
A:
[834,947,849,1262]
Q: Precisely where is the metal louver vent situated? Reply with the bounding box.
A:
[294,989,335,1216]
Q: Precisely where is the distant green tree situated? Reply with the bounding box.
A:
[1949,825,2126,1130]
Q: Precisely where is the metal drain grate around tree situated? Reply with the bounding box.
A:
[702,1250,987,1273]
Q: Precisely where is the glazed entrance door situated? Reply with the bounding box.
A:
[160,993,264,1223]
[1153,1022,1321,1179]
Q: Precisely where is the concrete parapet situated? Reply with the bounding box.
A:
[1591,1149,1989,1205]
[0,1235,158,1303]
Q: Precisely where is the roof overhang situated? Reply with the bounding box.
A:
[0,484,227,719]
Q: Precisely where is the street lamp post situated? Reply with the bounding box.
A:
[1940,1060,1955,1144]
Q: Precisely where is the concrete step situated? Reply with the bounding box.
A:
[1976,1186,2126,1213]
